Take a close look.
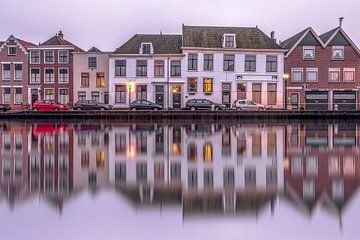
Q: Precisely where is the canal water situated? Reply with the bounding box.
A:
[0,120,359,240]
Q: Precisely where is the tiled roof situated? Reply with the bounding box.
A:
[182,25,282,49]
[87,47,101,53]
[16,38,36,49]
[280,27,310,49]
[319,27,339,43]
[114,34,183,54]
[41,32,84,52]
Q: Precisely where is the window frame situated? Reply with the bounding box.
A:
[291,68,303,82]
[187,77,197,94]
[96,72,105,88]
[136,60,148,77]
[170,60,181,77]
[188,53,198,71]
[223,54,235,72]
[328,68,341,82]
[332,46,344,60]
[203,54,214,71]
[2,64,11,81]
[80,72,89,87]
[44,50,55,64]
[303,46,315,60]
[44,68,55,83]
[203,77,213,94]
[223,34,236,48]
[266,56,278,72]
[115,60,126,77]
[88,57,97,69]
[244,55,256,72]
[58,67,69,83]
[58,50,69,64]
[30,68,41,83]
[14,64,22,80]
[7,46,17,56]
[30,50,40,64]
[154,60,165,77]
[306,68,318,82]
[343,68,355,82]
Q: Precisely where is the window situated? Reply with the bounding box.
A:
[136,85,147,99]
[58,68,69,83]
[303,180,315,199]
[59,89,69,104]
[115,85,126,103]
[332,46,344,60]
[291,68,303,82]
[329,68,340,82]
[203,78,213,94]
[115,163,126,182]
[96,72,105,87]
[223,54,235,71]
[78,91,86,101]
[306,68,318,82]
[45,68,54,83]
[245,55,256,72]
[91,91,100,101]
[344,156,355,176]
[188,169,198,188]
[81,72,89,87]
[2,88,10,103]
[223,34,235,48]
[303,46,315,60]
[223,168,234,187]
[170,60,181,76]
[88,57,97,68]
[203,143,213,162]
[252,83,261,103]
[14,64,22,80]
[267,83,277,105]
[58,50,69,63]
[344,68,355,82]
[136,60,147,77]
[154,60,164,77]
[30,68,40,83]
[187,78,197,93]
[204,170,213,189]
[187,143,197,161]
[44,88,55,100]
[245,168,256,187]
[306,156,318,175]
[332,180,344,200]
[44,50,54,63]
[141,43,152,54]
[13,88,22,103]
[30,51,40,64]
[237,83,246,99]
[329,157,340,175]
[115,60,126,76]
[188,53,198,70]
[2,64,10,80]
[266,56,277,72]
[203,54,213,71]
[8,46,16,56]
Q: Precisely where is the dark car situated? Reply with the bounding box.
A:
[73,100,113,111]
[130,100,162,111]
[0,104,11,112]
[184,99,226,110]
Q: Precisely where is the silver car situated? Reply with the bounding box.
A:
[232,99,265,110]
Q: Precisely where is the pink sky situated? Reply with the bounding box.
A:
[1,0,359,51]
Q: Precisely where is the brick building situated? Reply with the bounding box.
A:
[281,23,360,110]
[0,35,36,108]
[27,31,84,105]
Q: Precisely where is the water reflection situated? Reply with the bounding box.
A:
[0,121,359,230]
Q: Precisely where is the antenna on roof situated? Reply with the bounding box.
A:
[339,17,344,28]
[160,30,163,35]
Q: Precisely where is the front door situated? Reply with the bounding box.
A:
[155,85,164,107]
[31,89,39,105]
[172,85,181,109]
[222,83,231,108]
[290,93,299,110]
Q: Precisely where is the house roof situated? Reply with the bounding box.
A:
[87,47,101,53]
[40,31,84,52]
[114,34,183,54]
[182,25,282,49]
[319,27,339,43]
[280,27,310,49]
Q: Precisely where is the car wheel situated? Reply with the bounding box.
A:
[153,107,158,111]
[190,107,196,111]
[76,107,82,111]
[131,108,136,111]
[215,106,221,111]
[100,107,105,111]
[236,107,242,111]
[33,108,38,111]
[258,107,264,111]
[54,108,59,111]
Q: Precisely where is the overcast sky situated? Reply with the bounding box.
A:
[1,0,359,51]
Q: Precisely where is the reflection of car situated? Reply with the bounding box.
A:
[232,99,265,110]
[184,99,226,110]
[32,124,67,138]
[73,100,113,111]
[32,100,69,111]
[130,100,162,111]
[0,104,11,112]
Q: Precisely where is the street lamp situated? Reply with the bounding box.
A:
[283,73,290,109]
[127,80,135,106]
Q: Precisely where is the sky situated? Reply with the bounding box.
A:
[1,0,359,51]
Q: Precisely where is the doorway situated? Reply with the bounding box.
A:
[172,85,181,109]
[155,85,165,107]
[31,89,39,105]
[222,83,231,108]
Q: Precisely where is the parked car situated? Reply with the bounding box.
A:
[184,99,226,110]
[73,100,113,111]
[0,104,11,112]
[32,100,69,111]
[130,100,162,111]
[232,99,265,110]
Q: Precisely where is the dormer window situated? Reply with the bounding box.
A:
[223,34,236,48]
[140,43,153,54]
[8,46,16,56]
[332,46,344,60]
[303,46,315,60]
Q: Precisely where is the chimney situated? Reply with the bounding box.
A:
[58,31,64,38]
[339,17,344,28]
[270,31,276,43]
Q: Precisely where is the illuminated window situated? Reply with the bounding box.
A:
[44,88,55,100]
[187,78,197,93]
[203,143,213,162]
[329,157,340,175]
[96,72,105,87]
[344,68,355,82]
[343,156,355,176]
[96,150,105,168]
[203,78,213,94]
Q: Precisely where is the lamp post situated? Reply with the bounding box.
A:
[127,80,134,107]
[283,73,289,109]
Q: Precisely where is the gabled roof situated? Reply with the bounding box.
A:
[319,28,339,43]
[182,25,282,50]
[87,47,101,53]
[114,34,183,54]
[280,27,311,49]
[0,35,36,53]
[40,31,84,52]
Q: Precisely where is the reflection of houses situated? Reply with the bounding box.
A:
[109,124,284,216]
[284,123,360,224]
[73,124,109,192]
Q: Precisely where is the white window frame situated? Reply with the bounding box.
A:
[2,87,11,103]
[44,50,55,64]
[58,67,69,83]
[223,34,236,48]
[44,88,55,100]
[13,87,23,104]
[291,68,303,82]
[14,63,23,80]
[58,50,69,64]
[7,46,16,56]
[44,68,55,83]
[30,50,40,64]
[303,46,315,60]
[30,68,41,84]
[2,64,11,81]
[343,68,355,82]
[328,68,341,82]
[58,88,69,104]
[332,46,344,60]
[306,68,318,82]
[140,42,153,54]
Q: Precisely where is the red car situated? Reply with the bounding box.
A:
[32,100,69,111]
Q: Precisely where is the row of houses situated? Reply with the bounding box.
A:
[1,20,360,110]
